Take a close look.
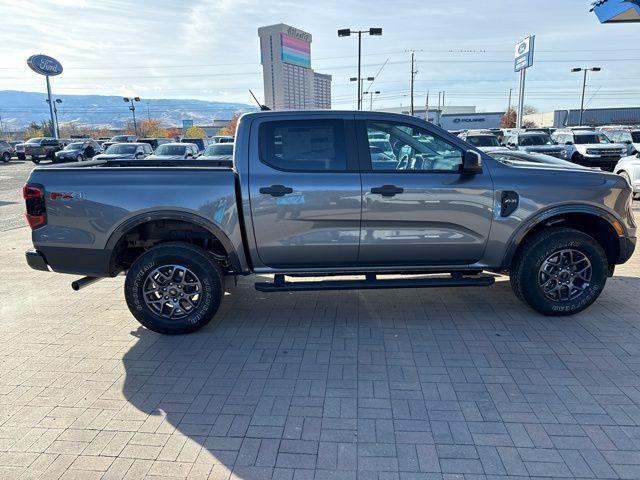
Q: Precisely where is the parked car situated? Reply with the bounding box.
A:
[137,138,172,150]
[458,131,503,151]
[8,140,22,157]
[0,140,15,163]
[21,137,64,163]
[93,142,153,161]
[614,152,640,197]
[146,142,199,160]
[24,111,635,334]
[180,137,208,153]
[504,131,568,158]
[102,135,138,151]
[53,139,102,163]
[211,135,234,144]
[552,129,627,171]
[606,129,640,156]
[200,143,234,162]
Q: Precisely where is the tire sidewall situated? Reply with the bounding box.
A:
[125,246,222,334]
[520,234,606,315]
[2,152,9,163]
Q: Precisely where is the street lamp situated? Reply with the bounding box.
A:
[571,67,601,126]
[350,76,375,108]
[45,98,62,137]
[362,90,380,110]
[123,96,141,135]
[338,27,382,110]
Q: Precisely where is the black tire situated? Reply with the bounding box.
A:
[1,152,9,163]
[124,242,224,334]
[31,156,40,164]
[76,155,83,162]
[510,227,608,316]
[571,152,583,165]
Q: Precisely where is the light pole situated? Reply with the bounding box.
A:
[338,27,382,110]
[45,98,62,138]
[362,90,380,110]
[123,96,140,135]
[571,67,601,126]
[350,76,375,108]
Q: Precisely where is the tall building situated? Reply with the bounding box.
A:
[258,23,332,110]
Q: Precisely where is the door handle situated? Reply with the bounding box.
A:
[259,184,293,197]
[370,185,404,197]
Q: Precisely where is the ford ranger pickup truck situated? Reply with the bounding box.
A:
[24,111,636,334]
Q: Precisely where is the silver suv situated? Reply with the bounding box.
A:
[552,129,627,171]
[0,140,13,163]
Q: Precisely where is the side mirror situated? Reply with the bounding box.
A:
[462,150,482,174]
[565,141,573,145]
[624,140,632,145]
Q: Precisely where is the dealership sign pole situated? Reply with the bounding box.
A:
[514,36,534,129]
[27,54,63,139]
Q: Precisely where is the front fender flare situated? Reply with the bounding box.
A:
[501,204,626,269]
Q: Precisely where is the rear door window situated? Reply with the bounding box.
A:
[259,120,347,171]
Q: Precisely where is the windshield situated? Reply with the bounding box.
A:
[105,144,137,154]
[519,134,554,146]
[155,145,187,156]
[26,138,43,144]
[110,135,129,142]
[65,142,84,150]
[203,144,233,156]
[575,133,610,144]
[466,136,500,147]
[632,132,640,143]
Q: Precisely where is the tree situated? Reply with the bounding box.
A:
[165,128,182,140]
[23,125,43,139]
[138,118,168,138]
[184,126,207,138]
[217,115,240,137]
[500,106,538,129]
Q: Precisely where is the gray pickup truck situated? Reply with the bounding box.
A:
[24,111,636,334]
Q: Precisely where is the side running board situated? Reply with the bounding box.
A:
[255,273,495,292]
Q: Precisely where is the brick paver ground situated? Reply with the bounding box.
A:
[2,222,640,479]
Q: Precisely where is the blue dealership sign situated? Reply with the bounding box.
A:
[514,36,534,72]
[591,0,640,23]
[27,54,63,76]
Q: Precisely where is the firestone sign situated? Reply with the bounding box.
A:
[27,54,63,76]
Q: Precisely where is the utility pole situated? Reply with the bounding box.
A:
[405,49,421,116]
[507,88,513,126]
[425,90,429,122]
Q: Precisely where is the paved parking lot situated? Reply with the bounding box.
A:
[2,159,640,479]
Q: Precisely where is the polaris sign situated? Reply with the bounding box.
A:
[27,54,63,76]
[514,36,534,72]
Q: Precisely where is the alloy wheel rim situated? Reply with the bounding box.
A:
[142,264,202,319]
[538,249,592,302]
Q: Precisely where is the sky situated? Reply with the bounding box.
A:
[1,0,639,114]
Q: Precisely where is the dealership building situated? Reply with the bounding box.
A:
[377,106,505,130]
[524,107,640,128]
[258,23,332,110]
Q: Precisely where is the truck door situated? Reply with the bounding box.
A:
[248,115,362,269]
[357,119,494,266]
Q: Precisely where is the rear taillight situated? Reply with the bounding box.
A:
[23,183,46,229]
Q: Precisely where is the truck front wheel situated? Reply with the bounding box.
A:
[510,227,608,315]
[124,242,224,334]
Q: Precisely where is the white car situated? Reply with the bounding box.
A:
[552,129,627,171]
[606,129,640,157]
[614,152,640,197]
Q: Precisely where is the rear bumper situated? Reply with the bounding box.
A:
[618,236,636,264]
[25,249,50,272]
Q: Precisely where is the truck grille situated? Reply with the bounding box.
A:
[586,148,623,156]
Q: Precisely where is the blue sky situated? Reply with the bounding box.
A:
[1,0,639,113]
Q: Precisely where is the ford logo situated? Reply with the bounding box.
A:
[27,54,63,76]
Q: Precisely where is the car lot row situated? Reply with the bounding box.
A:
[0,133,235,165]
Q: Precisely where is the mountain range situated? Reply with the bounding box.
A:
[0,90,256,130]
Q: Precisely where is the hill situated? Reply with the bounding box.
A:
[0,90,255,130]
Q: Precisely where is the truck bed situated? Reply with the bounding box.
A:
[27,162,243,277]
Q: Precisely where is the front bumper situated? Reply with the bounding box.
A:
[25,249,50,272]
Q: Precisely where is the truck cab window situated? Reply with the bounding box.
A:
[259,120,347,171]
[366,121,463,172]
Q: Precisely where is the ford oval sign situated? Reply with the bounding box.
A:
[27,54,63,76]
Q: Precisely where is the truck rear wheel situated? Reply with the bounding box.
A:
[124,242,224,334]
[510,227,608,316]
